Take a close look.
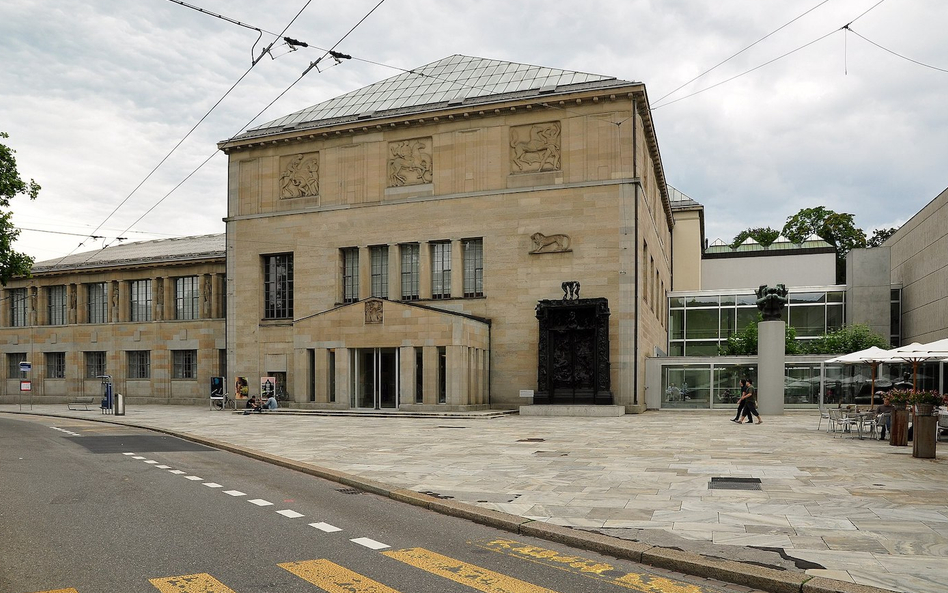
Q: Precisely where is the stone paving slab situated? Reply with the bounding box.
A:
[3,404,945,593]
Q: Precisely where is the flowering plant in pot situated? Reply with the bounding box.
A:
[886,389,911,407]
[910,390,944,415]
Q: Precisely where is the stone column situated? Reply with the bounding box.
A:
[451,239,463,298]
[335,347,350,407]
[358,246,370,302]
[389,245,400,301]
[399,346,415,404]
[419,241,432,300]
[757,320,785,415]
[423,345,438,404]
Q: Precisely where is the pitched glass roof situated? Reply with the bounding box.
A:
[241,55,635,138]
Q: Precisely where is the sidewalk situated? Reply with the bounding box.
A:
[4,404,946,593]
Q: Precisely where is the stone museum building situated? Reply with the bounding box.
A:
[218,55,673,412]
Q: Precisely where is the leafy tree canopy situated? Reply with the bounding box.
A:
[781,206,867,256]
[799,324,890,355]
[0,132,39,285]
[867,227,899,248]
[729,227,781,249]
[719,313,800,356]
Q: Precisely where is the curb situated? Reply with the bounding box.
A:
[4,410,895,593]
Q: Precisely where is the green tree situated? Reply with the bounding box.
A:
[800,324,890,355]
[729,226,781,249]
[781,206,867,283]
[719,313,799,356]
[0,132,39,285]
[867,227,898,248]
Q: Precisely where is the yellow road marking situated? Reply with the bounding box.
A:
[149,573,238,592]
[480,539,705,593]
[31,589,79,593]
[279,559,403,593]
[383,547,560,593]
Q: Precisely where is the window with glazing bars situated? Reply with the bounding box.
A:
[342,248,359,303]
[431,242,451,299]
[85,351,106,378]
[370,245,389,298]
[129,279,152,322]
[10,288,28,327]
[45,352,65,379]
[87,283,108,324]
[264,254,293,319]
[47,285,66,325]
[172,350,197,379]
[175,276,199,320]
[400,243,419,300]
[462,238,483,297]
[7,353,26,376]
[128,350,151,379]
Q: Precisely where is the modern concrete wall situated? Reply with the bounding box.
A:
[701,252,836,290]
[886,186,948,344]
[671,207,702,291]
[846,246,892,340]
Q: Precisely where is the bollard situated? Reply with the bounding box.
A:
[114,392,125,416]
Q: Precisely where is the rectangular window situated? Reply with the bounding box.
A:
[342,248,359,303]
[129,279,152,322]
[45,352,66,379]
[85,351,106,378]
[128,351,151,379]
[10,288,28,327]
[462,238,483,298]
[47,285,67,325]
[431,242,451,299]
[87,283,108,324]
[370,245,389,298]
[264,254,293,319]
[400,243,419,300]
[175,276,199,320]
[7,353,27,376]
[172,350,197,379]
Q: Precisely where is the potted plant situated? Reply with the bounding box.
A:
[887,388,911,409]
[910,390,943,416]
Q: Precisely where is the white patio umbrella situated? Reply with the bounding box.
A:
[826,346,891,407]
[872,343,939,391]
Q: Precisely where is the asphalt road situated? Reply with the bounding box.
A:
[0,415,730,593]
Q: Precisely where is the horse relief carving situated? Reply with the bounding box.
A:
[510,122,561,173]
[280,153,319,198]
[388,138,432,186]
[530,232,571,254]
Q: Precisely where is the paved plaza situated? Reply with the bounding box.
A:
[3,404,946,593]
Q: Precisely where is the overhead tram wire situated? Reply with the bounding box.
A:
[54,1,315,268]
[846,27,948,74]
[80,0,388,264]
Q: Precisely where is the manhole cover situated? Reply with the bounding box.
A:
[67,435,214,454]
[708,477,762,490]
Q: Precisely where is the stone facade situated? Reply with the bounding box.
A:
[0,236,226,405]
[220,58,673,412]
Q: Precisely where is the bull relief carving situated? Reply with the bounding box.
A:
[510,122,561,173]
[530,232,571,254]
[388,138,432,186]
[279,153,319,198]
[365,299,383,324]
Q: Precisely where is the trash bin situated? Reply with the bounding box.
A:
[114,392,125,416]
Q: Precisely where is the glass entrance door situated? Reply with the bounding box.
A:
[352,348,399,409]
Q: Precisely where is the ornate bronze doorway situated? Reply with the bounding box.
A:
[535,282,612,405]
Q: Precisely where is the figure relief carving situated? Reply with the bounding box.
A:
[388,138,432,186]
[279,152,319,198]
[365,299,383,324]
[510,121,561,173]
[530,232,572,254]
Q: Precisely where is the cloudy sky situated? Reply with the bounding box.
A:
[2,0,946,262]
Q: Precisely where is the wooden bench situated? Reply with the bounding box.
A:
[67,396,96,411]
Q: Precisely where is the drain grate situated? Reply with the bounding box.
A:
[516,438,545,442]
[708,477,762,490]
[336,488,363,495]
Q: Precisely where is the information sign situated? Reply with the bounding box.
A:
[20,380,31,392]
[19,361,31,373]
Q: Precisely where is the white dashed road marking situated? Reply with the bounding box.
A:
[310,522,342,533]
[223,490,246,497]
[351,537,389,550]
[276,509,304,518]
[132,456,146,460]
[184,476,203,481]
[156,465,171,469]
[248,499,273,507]
[168,470,186,475]
[144,460,159,464]
[123,452,136,456]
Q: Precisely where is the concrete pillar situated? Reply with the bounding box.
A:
[399,346,414,406]
[358,246,370,301]
[423,345,439,404]
[451,239,463,298]
[757,320,785,415]
[335,347,350,407]
[419,241,432,300]
[313,348,328,403]
[389,245,400,301]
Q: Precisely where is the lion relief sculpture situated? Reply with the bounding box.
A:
[530,232,571,254]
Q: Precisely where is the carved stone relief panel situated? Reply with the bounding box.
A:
[530,232,572,254]
[365,299,383,324]
[510,121,561,173]
[388,138,432,187]
[279,152,319,198]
